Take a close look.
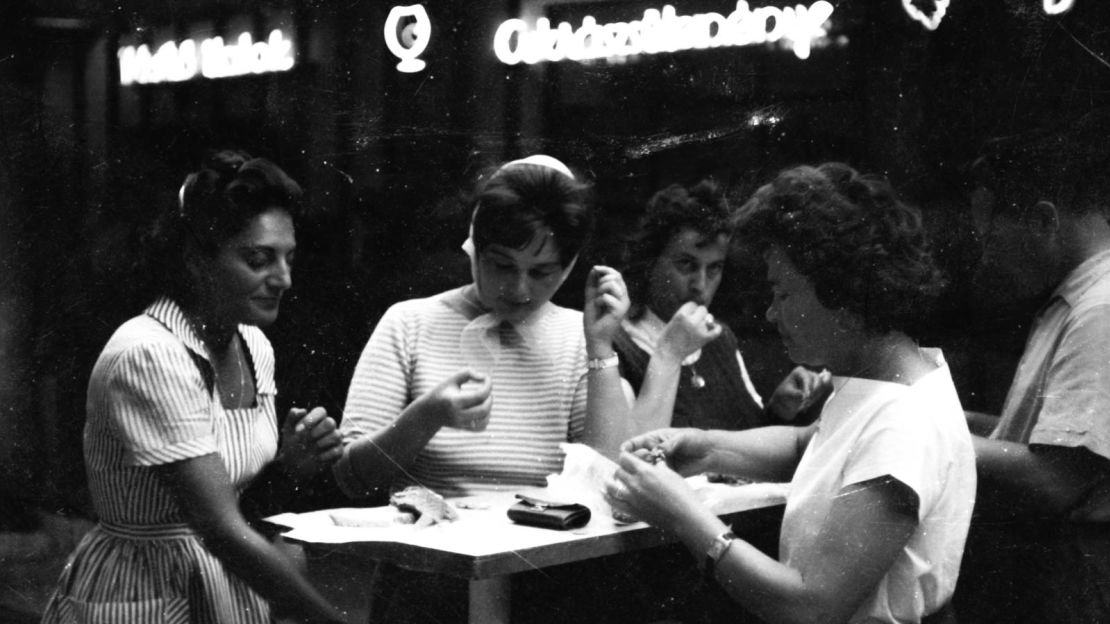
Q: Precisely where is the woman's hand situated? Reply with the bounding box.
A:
[425,369,493,432]
[277,407,344,481]
[656,301,722,363]
[583,265,630,355]
[765,366,833,421]
[620,427,714,477]
[605,450,704,529]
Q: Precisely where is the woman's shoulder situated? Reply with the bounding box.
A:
[103,312,183,355]
[92,314,198,386]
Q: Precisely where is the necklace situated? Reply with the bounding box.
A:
[688,364,706,389]
[229,336,249,408]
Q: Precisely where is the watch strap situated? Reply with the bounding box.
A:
[701,529,737,577]
[587,354,619,370]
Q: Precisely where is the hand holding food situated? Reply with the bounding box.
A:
[656,301,722,363]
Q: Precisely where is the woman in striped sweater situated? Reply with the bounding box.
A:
[333,154,630,501]
[332,155,635,623]
[42,150,349,624]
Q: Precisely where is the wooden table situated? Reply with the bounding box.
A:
[269,481,787,623]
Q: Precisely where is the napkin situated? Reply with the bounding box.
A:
[544,442,620,520]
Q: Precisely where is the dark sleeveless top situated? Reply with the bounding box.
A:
[613,321,770,431]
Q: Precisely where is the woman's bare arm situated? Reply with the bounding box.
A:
[160,454,347,624]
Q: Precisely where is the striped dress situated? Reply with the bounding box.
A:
[338,286,588,498]
[42,297,278,624]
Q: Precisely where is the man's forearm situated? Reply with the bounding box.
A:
[973,435,1104,521]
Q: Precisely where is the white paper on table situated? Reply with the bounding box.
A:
[264,440,789,547]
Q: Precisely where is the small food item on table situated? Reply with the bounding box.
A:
[390,486,460,527]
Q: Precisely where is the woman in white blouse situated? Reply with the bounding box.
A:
[607,162,977,624]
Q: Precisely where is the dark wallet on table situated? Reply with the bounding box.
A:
[507,494,592,530]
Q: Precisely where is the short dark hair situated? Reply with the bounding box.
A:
[471,162,593,267]
[142,149,303,305]
[736,162,945,335]
[623,179,731,319]
[970,110,1110,218]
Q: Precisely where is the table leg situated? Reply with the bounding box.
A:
[469,576,511,624]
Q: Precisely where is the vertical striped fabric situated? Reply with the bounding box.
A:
[42,297,278,624]
[340,287,589,498]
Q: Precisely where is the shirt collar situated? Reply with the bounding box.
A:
[144,296,277,396]
[1050,248,1110,309]
[145,296,210,362]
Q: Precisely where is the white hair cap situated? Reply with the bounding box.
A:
[499,154,576,180]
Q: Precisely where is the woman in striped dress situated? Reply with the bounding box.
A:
[42,151,349,624]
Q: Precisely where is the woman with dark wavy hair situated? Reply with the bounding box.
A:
[612,178,830,438]
[42,150,348,624]
[605,162,976,624]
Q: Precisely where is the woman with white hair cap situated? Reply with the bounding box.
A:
[329,155,633,622]
[333,154,630,502]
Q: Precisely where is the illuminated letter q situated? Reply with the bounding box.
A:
[384,5,431,72]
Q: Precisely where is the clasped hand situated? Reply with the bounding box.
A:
[604,428,713,527]
[278,407,343,481]
[583,265,631,347]
[765,366,833,421]
[657,301,722,363]
[426,369,494,432]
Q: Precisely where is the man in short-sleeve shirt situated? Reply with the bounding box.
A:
[956,115,1110,623]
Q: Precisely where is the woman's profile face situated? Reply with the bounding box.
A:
[475,227,565,323]
[764,246,844,368]
[195,207,296,328]
[647,228,728,320]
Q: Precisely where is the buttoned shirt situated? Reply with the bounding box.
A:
[991,248,1110,520]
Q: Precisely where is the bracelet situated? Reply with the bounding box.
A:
[587,354,619,370]
[701,529,738,578]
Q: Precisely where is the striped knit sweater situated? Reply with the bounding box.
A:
[339,287,588,498]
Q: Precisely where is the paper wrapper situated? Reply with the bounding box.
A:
[544,442,620,521]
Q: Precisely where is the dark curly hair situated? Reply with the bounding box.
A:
[735,162,945,335]
[471,161,594,267]
[141,149,304,307]
[623,179,731,320]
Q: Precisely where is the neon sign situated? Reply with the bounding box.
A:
[384,5,432,73]
[901,0,948,31]
[902,0,1074,31]
[117,29,295,85]
[1043,0,1075,14]
[493,1,836,65]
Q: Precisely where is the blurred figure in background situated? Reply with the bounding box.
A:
[607,162,975,624]
[955,112,1110,623]
[41,150,347,624]
[613,178,830,435]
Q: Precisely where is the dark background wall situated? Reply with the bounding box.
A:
[2,0,1109,516]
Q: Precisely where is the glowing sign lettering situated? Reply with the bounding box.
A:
[493,1,836,65]
[901,0,949,31]
[384,5,432,72]
[118,29,295,85]
[1043,0,1075,14]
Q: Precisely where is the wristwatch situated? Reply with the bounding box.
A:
[587,354,619,370]
[701,529,738,577]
